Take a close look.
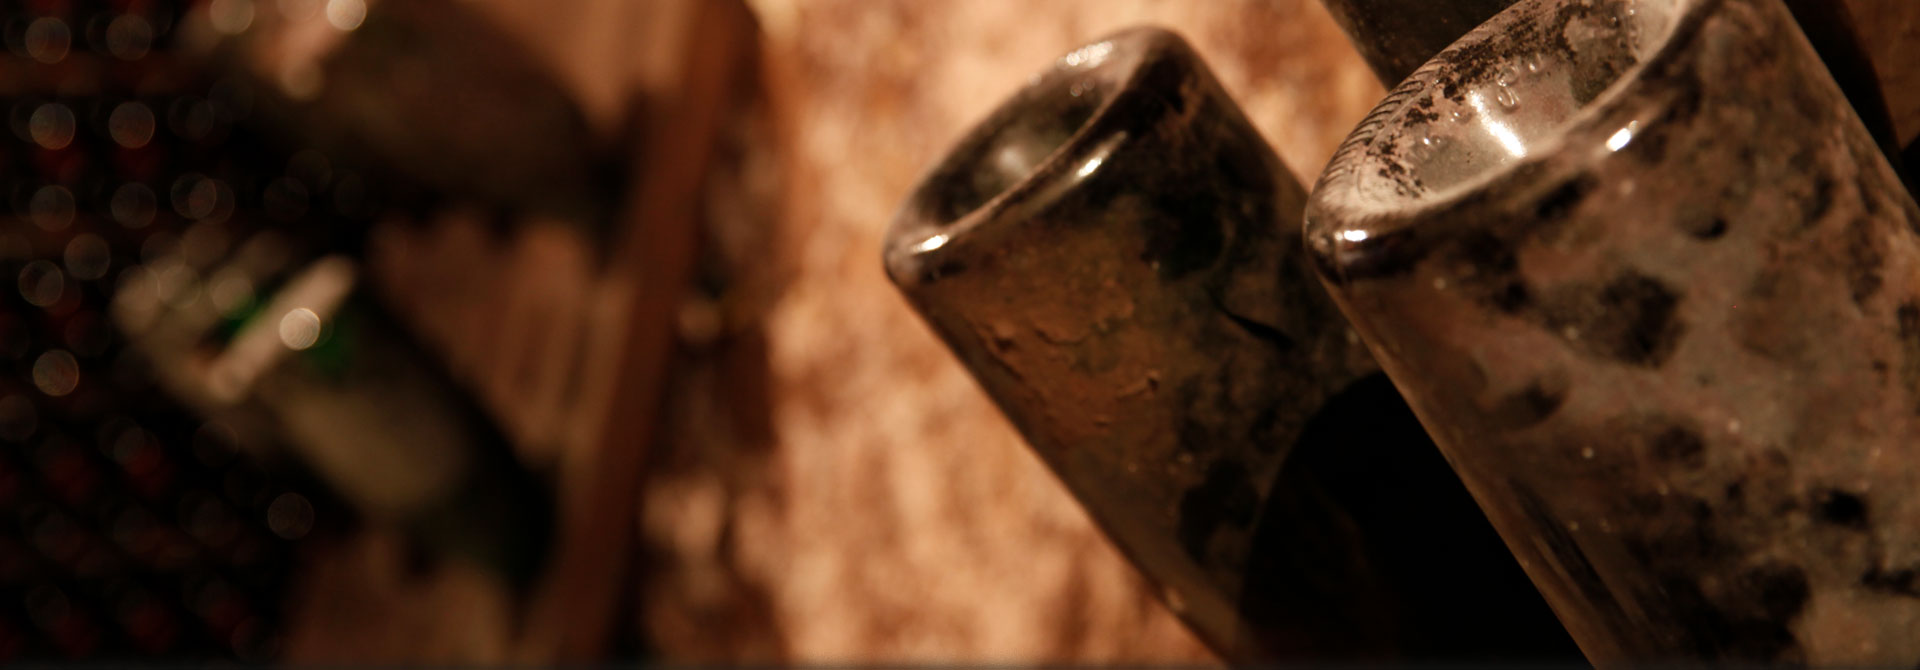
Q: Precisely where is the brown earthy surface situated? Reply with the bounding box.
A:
[1844,0,1920,146]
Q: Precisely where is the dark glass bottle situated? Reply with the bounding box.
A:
[111,242,554,589]
[886,27,1577,662]
[1306,0,1920,662]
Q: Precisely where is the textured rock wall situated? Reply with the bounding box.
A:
[1844,0,1919,146]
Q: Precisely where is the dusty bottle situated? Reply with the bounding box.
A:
[885,27,1574,661]
[1319,0,1907,185]
[1307,0,1920,663]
